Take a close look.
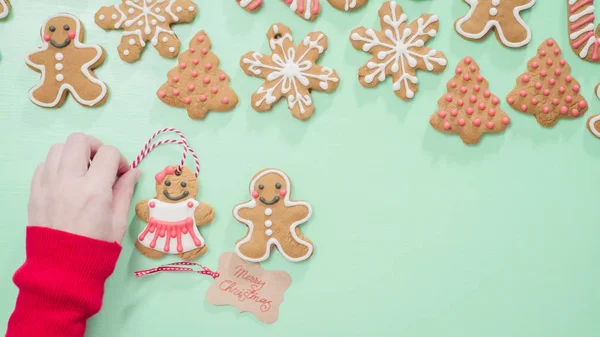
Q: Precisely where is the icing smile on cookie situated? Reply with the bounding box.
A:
[50,38,71,48]
[259,196,280,205]
[163,189,189,201]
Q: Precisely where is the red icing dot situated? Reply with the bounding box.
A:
[565,95,573,103]
[522,75,530,83]
[457,99,464,106]
[478,102,485,110]
[470,95,477,103]
[445,94,453,102]
[211,87,218,94]
[172,76,179,83]
[191,71,198,78]
[184,97,191,104]
[469,65,476,72]
[466,107,474,115]
[458,118,466,126]
[463,74,471,81]
[187,201,194,208]
[578,100,587,108]
[549,78,556,85]
[552,98,559,105]
[205,63,213,70]
[474,85,481,92]
[554,49,561,56]
[484,90,491,98]
[173,89,180,96]
[540,70,547,77]
[199,95,207,102]
[555,69,562,76]
[558,86,566,94]
[566,75,573,83]
[43,34,51,42]
[203,76,211,84]
[542,106,549,113]
[451,109,458,116]
[532,62,539,69]
[520,104,527,111]
[543,89,550,96]
[560,106,568,114]
[219,74,226,81]
[507,97,515,104]
[189,47,196,53]
[455,67,463,74]
[443,122,451,130]
[571,109,580,117]
[492,97,499,105]
[157,90,166,98]
[540,50,547,57]
[464,57,472,64]
[188,84,195,91]
[502,117,510,125]
[149,201,156,208]
[201,48,208,55]
[573,85,580,92]
[486,121,494,129]
[559,59,566,66]
[488,109,496,116]
[460,87,467,94]
[546,39,554,46]
[472,118,481,127]
[532,98,538,105]
[197,35,205,42]
[179,63,187,69]
[476,75,484,82]
[193,58,199,65]
[450,82,457,88]
[535,82,542,90]
[222,97,229,104]
[546,59,553,66]
[519,90,527,97]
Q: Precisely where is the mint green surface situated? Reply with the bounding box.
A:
[2,1,600,336]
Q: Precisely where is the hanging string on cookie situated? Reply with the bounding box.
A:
[135,261,219,279]
[131,127,200,177]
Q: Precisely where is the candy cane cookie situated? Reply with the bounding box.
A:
[567,0,600,62]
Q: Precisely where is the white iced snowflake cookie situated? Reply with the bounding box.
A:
[350,1,447,101]
[94,0,198,63]
[240,23,340,121]
[455,0,536,48]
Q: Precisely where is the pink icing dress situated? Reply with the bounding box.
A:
[137,198,205,254]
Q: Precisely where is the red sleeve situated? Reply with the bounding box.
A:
[6,226,122,337]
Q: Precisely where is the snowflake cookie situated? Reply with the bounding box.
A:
[240,23,340,121]
[94,0,198,63]
[350,1,447,101]
[455,0,536,48]
[235,0,368,21]
[0,0,10,20]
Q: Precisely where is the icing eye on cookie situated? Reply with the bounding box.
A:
[49,26,56,32]
[165,179,171,186]
[258,184,264,190]
[63,25,70,31]
[180,181,187,187]
[275,182,281,189]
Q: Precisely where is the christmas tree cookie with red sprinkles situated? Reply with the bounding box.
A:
[430,57,510,145]
[157,31,238,120]
[506,38,587,127]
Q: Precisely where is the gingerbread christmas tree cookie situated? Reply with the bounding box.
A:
[157,31,238,120]
[0,0,10,19]
[240,23,340,121]
[94,0,198,63]
[506,38,587,127]
[233,169,313,263]
[25,13,108,108]
[430,57,510,145]
[350,1,447,100]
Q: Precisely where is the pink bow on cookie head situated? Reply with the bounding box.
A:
[155,166,175,184]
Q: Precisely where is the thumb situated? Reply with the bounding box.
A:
[112,168,141,242]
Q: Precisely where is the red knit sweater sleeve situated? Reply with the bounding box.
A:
[6,226,122,337]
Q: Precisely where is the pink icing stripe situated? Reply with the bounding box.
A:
[312,0,319,14]
[570,0,594,13]
[593,40,600,60]
[571,15,595,31]
[572,31,595,48]
[248,0,262,10]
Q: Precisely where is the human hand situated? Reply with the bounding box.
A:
[28,133,141,244]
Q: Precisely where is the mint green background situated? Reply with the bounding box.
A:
[1,0,600,336]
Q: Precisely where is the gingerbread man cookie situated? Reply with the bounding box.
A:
[240,23,340,121]
[94,0,197,63]
[135,166,215,260]
[350,1,447,100]
[25,13,108,108]
[0,0,10,19]
[233,169,313,263]
[455,0,536,48]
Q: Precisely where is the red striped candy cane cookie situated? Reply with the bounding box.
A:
[237,0,262,11]
[568,0,600,62]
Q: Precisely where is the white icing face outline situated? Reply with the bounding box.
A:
[0,0,9,19]
[25,13,108,108]
[455,0,536,48]
[233,169,313,263]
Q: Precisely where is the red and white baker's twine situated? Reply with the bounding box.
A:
[131,128,200,177]
[135,262,219,279]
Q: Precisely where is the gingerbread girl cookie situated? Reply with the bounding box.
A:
[94,0,197,63]
[25,13,108,108]
[0,0,10,19]
[455,0,536,48]
[233,169,313,263]
[135,166,215,260]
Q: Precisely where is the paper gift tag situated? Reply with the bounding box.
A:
[206,252,292,324]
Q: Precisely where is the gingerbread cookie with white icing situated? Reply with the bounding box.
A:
[233,169,313,263]
[0,0,10,20]
[235,0,367,21]
[135,166,215,261]
[327,0,367,11]
[455,0,536,48]
[94,0,197,63]
[25,13,108,108]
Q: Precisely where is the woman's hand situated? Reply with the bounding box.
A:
[27,133,141,243]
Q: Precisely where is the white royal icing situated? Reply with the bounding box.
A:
[265,208,272,215]
[567,0,600,61]
[265,220,272,227]
[242,24,339,114]
[344,0,357,11]
[25,13,108,108]
[455,0,536,48]
[350,1,447,99]
[233,169,313,263]
[589,114,600,138]
[112,0,178,49]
